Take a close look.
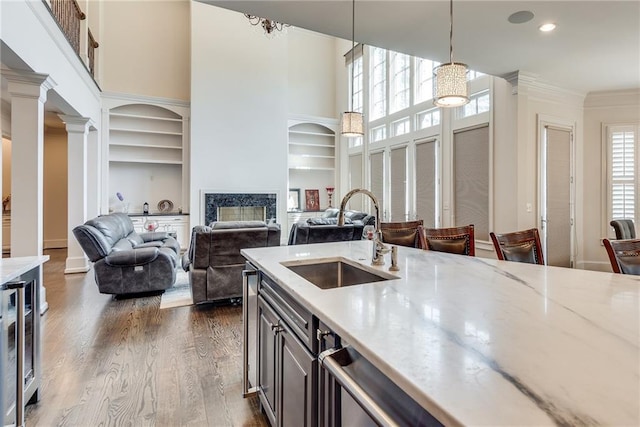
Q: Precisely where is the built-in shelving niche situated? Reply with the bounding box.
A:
[107,103,187,214]
[288,122,337,211]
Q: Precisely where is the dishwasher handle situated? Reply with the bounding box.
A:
[242,269,258,397]
[319,347,400,427]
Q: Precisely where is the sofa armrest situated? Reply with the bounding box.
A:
[104,247,159,267]
[134,241,163,248]
[139,232,170,242]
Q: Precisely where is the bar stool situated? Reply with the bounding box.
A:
[380,220,427,249]
[490,228,545,265]
[423,224,475,256]
[603,238,640,274]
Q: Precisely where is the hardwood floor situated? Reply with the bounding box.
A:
[24,249,268,426]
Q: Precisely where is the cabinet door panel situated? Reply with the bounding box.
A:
[280,325,317,427]
[258,297,279,426]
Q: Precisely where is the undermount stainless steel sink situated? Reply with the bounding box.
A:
[282,258,397,290]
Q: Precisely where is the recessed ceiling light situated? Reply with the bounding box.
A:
[539,23,557,32]
[508,10,534,24]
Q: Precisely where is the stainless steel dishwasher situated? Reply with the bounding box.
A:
[242,262,259,396]
[319,346,442,427]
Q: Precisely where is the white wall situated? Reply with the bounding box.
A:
[582,89,640,271]
[2,138,11,207]
[287,29,337,118]
[43,128,68,248]
[190,4,288,227]
[100,0,190,101]
[190,4,343,229]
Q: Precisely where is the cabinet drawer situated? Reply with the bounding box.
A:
[259,273,317,353]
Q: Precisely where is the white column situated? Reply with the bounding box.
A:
[60,115,92,274]
[86,127,100,220]
[4,69,56,314]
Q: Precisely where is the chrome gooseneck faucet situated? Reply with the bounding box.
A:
[337,188,389,266]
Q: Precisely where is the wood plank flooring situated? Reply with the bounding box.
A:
[24,249,268,426]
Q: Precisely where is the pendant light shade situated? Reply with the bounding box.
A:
[433,0,469,108]
[341,111,364,137]
[341,0,364,138]
[434,62,469,107]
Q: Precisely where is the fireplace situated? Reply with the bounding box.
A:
[204,192,277,225]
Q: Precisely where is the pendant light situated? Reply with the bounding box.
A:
[433,0,469,108]
[341,0,364,138]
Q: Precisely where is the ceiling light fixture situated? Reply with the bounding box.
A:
[539,23,557,32]
[341,0,364,138]
[244,14,290,37]
[433,0,469,108]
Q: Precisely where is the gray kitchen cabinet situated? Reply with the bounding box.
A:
[258,296,278,426]
[257,273,318,427]
[279,321,316,427]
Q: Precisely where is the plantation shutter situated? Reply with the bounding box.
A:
[390,146,407,221]
[348,154,363,211]
[454,125,489,240]
[370,151,385,220]
[610,127,636,220]
[415,140,436,227]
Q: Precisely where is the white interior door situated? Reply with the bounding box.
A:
[540,125,574,267]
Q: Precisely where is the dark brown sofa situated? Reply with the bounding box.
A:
[183,221,281,304]
[288,208,374,245]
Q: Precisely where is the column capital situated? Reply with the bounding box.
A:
[58,115,93,133]
[2,69,56,101]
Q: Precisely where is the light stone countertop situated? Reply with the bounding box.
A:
[0,255,49,286]
[242,241,640,426]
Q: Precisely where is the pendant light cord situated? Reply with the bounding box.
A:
[351,0,356,111]
[449,0,454,64]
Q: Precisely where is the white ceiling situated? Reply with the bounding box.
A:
[202,0,640,94]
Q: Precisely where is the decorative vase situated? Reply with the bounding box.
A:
[143,218,159,232]
[326,187,335,208]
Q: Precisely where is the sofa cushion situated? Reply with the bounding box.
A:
[111,239,134,252]
[345,211,367,222]
[210,220,267,229]
[307,217,352,225]
[86,213,130,247]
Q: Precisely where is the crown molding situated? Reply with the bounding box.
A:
[503,71,586,106]
[584,89,640,109]
[101,91,190,116]
[288,114,339,130]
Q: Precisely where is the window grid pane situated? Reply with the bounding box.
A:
[417,108,440,130]
[392,117,410,137]
[415,58,438,104]
[352,57,364,113]
[370,47,387,121]
[390,51,410,113]
[371,125,387,143]
[459,91,491,118]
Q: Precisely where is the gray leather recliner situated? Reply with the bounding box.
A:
[73,213,180,295]
[182,221,281,304]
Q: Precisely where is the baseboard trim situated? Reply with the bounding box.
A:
[45,239,67,249]
[576,260,612,272]
[65,256,90,274]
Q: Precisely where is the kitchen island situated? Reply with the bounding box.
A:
[242,241,639,426]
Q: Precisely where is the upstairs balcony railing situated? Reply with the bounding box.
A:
[47,0,99,78]
[88,28,99,77]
